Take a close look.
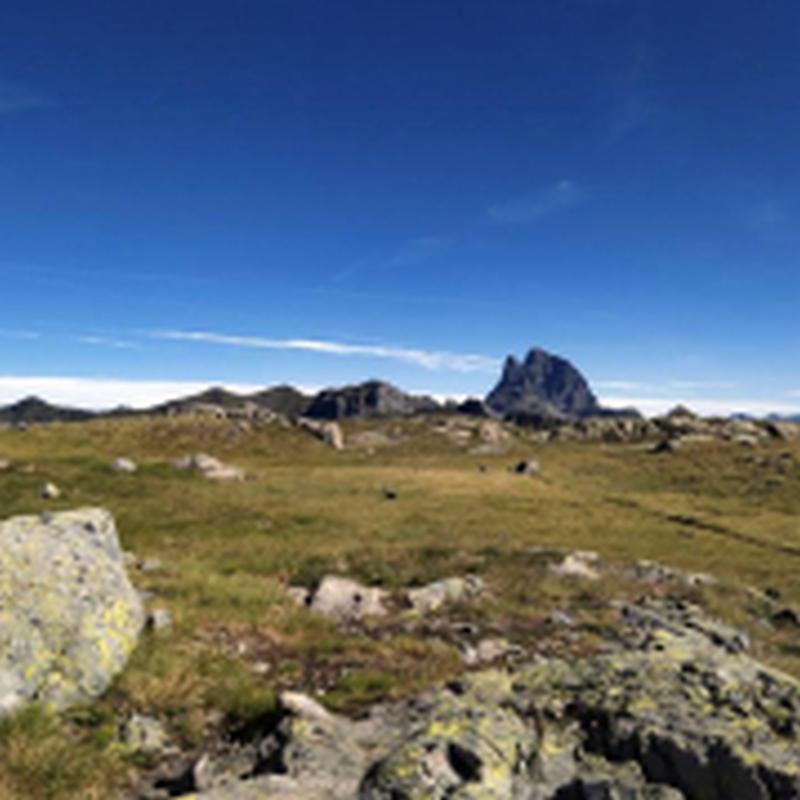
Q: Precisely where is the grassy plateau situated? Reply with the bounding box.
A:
[0,414,798,798]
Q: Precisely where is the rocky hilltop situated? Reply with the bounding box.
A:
[0,396,95,426]
[486,348,602,424]
[154,385,311,419]
[304,380,440,420]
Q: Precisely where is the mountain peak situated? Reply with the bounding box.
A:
[486,347,601,422]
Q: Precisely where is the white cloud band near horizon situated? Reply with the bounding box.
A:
[0,377,268,410]
[0,376,799,417]
[151,329,501,373]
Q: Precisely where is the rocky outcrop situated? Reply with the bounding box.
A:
[178,598,800,799]
[486,348,601,424]
[304,381,440,421]
[0,508,144,716]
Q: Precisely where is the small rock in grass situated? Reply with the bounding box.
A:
[121,714,169,755]
[511,458,540,475]
[550,550,600,580]
[40,481,61,500]
[462,637,520,666]
[111,457,138,473]
[139,557,164,574]
[305,576,389,622]
[147,607,173,632]
[407,576,485,615]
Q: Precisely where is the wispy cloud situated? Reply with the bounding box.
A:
[488,180,585,224]
[594,380,652,391]
[335,235,452,283]
[152,330,500,373]
[0,81,51,115]
[666,380,737,391]
[77,336,140,350]
[0,329,40,340]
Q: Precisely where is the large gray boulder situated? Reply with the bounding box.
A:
[0,508,144,716]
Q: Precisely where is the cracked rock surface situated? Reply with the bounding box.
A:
[176,597,800,799]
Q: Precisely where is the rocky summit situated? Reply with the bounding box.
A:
[174,598,800,799]
[486,348,602,424]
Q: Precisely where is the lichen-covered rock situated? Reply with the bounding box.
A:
[406,576,485,615]
[180,598,800,799]
[302,576,389,622]
[0,507,144,716]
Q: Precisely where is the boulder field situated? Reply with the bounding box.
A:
[173,599,800,800]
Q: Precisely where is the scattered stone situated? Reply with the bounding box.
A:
[147,607,173,632]
[549,550,600,580]
[511,458,540,475]
[650,437,681,454]
[40,481,61,499]
[204,463,246,481]
[111,457,138,473]
[122,714,169,755]
[477,420,508,444]
[772,606,800,629]
[297,418,345,450]
[381,488,398,500]
[632,559,716,588]
[462,637,520,666]
[172,453,245,481]
[0,508,144,716]
[548,609,575,627]
[299,576,389,622]
[139,557,164,574]
[406,576,485,615]
[0,458,11,471]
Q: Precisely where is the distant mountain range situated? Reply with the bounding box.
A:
[0,347,793,426]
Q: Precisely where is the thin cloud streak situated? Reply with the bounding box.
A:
[0,329,40,340]
[488,180,585,224]
[152,330,500,373]
[0,81,51,114]
[78,336,140,350]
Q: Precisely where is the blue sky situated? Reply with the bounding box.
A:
[1,0,799,414]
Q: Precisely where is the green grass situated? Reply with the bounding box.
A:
[0,414,799,797]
